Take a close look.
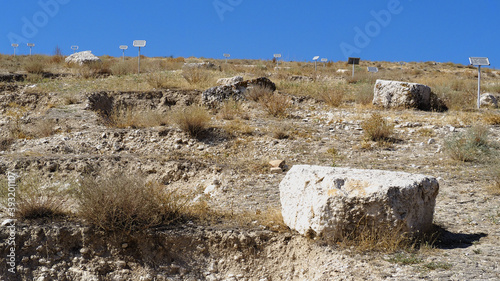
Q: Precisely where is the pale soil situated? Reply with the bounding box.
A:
[0,70,499,280]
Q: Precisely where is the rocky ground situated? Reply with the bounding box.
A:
[0,64,500,280]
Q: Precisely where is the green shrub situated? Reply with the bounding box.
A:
[445,125,490,162]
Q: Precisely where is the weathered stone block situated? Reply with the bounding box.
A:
[279,165,439,238]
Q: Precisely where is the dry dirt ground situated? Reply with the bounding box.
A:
[0,62,500,280]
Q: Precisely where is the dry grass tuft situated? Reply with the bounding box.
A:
[483,112,500,125]
[24,57,46,74]
[361,113,394,141]
[76,173,185,233]
[246,85,274,102]
[317,84,346,107]
[170,105,211,137]
[335,219,413,253]
[0,172,69,220]
[258,93,292,118]
[444,125,490,162]
[218,99,242,120]
[182,67,213,87]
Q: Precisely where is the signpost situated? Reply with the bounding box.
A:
[348,57,360,77]
[321,58,328,68]
[274,54,282,67]
[313,56,319,71]
[11,44,18,57]
[223,53,230,64]
[469,57,490,109]
[27,43,35,56]
[119,45,128,62]
[133,40,146,74]
[367,66,379,73]
[71,45,79,53]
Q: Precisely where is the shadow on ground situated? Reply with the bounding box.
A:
[432,225,487,249]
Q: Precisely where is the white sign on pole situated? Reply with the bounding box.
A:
[120,45,128,61]
[321,58,328,68]
[134,40,146,74]
[367,66,379,73]
[469,57,490,109]
[223,53,230,63]
[313,56,319,71]
[27,43,35,56]
[274,54,282,67]
[71,45,79,53]
[11,44,18,57]
[133,40,146,47]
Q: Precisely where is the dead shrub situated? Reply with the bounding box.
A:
[145,71,177,89]
[317,84,346,107]
[110,60,136,76]
[23,57,45,74]
[30,119,56,138]
[353,83,375,105]
[258,93,292,118]
[361,113,394,141]
[170,105,211,137]
[246,85,274,102]
[106,107,166,128]
[76,173,185,233]
[218,99,242,120]
[77,61,111,79]
[0,172,69,220]
[182,67,212,87]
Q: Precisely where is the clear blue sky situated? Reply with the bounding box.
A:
[1,0,498,68]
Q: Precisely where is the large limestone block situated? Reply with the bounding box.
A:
[373,80,447,111]
[202,77,276,107]
[279,165,439,238]
[65,51,101,65]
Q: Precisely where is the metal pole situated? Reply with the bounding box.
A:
[352,63,355,77]
[29,47,32,56]
[122,49,125,62]
[315,61,317,72]
[13,48,16,57]
[477,65,481,109]
[138,47,141,74]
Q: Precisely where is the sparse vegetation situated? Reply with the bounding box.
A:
[76,173,185,233]
[170,105,211,137]
[361,113,394,141]
[0,172,69,219]
[258,92,292,118]
[444,125,490,162]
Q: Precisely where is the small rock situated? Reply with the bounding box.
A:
[270,167,283,174]
[428,138,436,144]
[269,159,286,168]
